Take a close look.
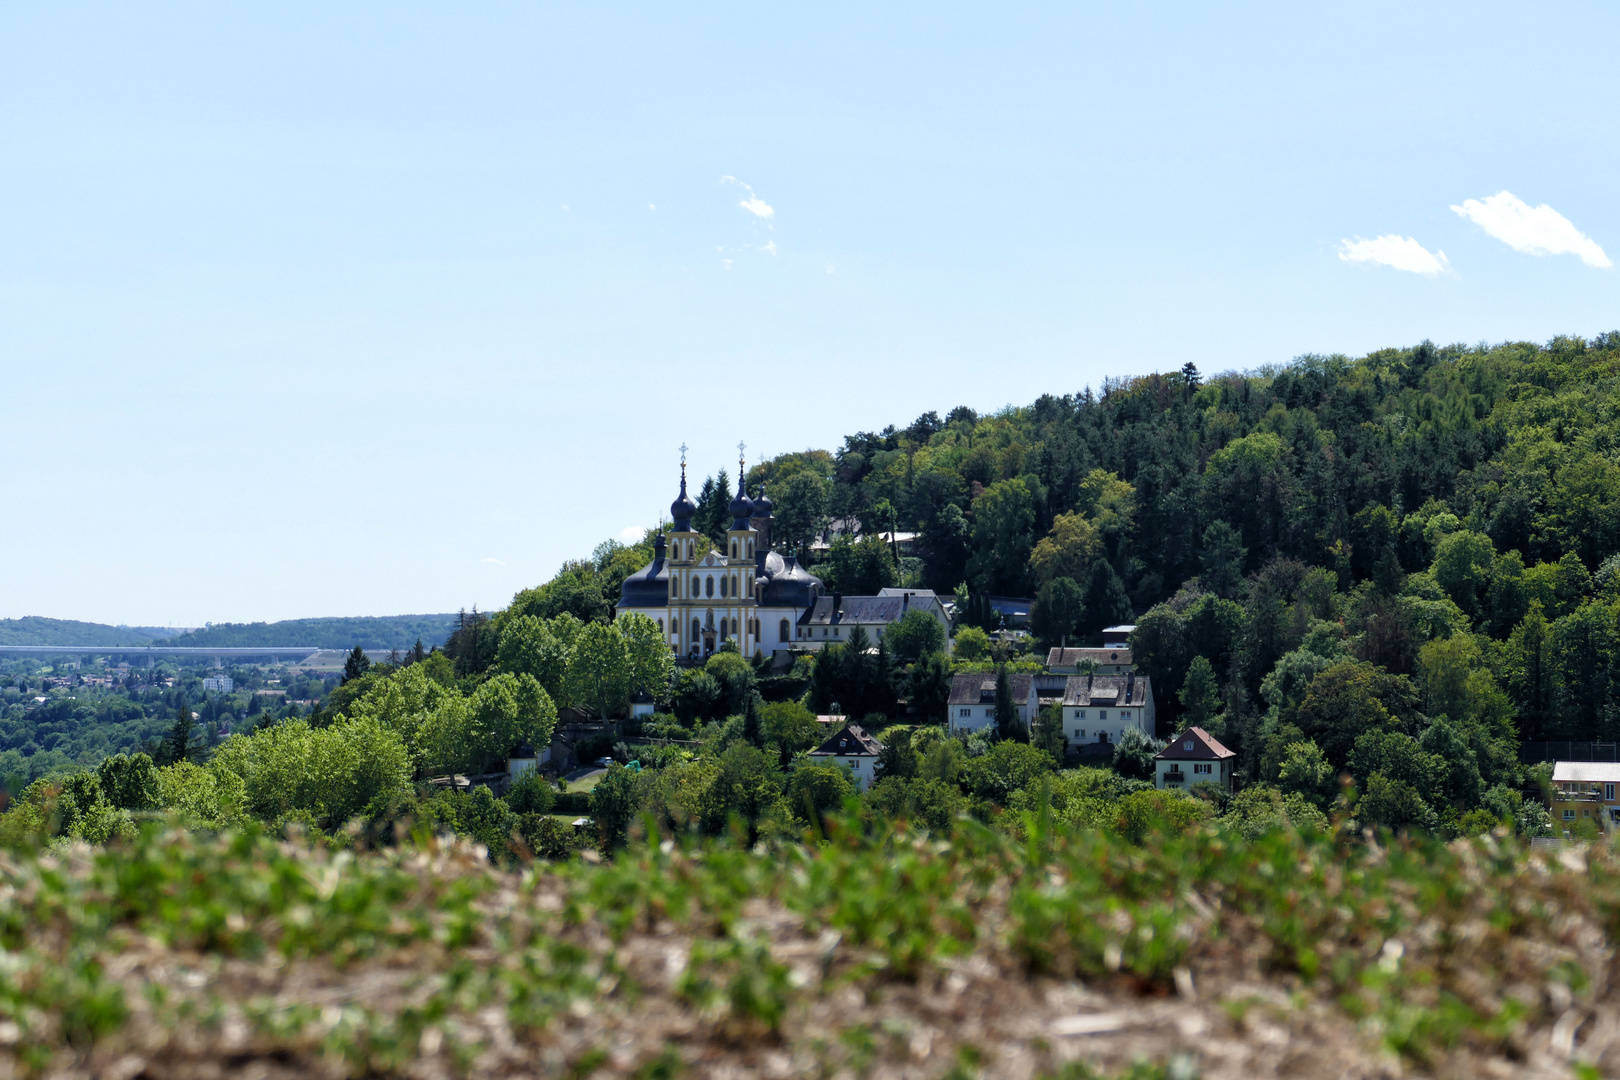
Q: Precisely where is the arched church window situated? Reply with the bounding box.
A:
[730,539,737,558]
[779,618,789,643]
[720,576,728,598]
[658,619,664,633]
[705,575,714,598]
[692,618,701,640]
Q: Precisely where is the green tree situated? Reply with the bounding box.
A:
[1031,576,1085,646]
[98,752,159,812]
[952,625,990,661]
[786,762,852,830]
[885,608,945,662]
[967,478,1038,594]
[1294,660,1422,768]
[589,764,643,848]
[1081,559,1133,638]
[1111,726,1164,780]
[1431,530,1496,621]
[494,615,572,702]
[1357,773,1438,833]
[566,621,632,720]
[962,741,1057,803]
[1028,512,1101,587]
[822,534,898,594]
[1177,655,1222,732]
[342,645,372,685]
[162,699,195,766]
[619,611,676,701]
[993,664,1022,741]
[1276,740,1337,809]
[775,470,830,556]
[742,691,765,748]
[906,650,951,724]
[1199,521,1247,599]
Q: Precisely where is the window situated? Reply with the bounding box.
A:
[1075,710,1086,719]
[705,576,715,598]
[1074,729,1086,738]
[1194,763,1212,774]
[779,619,790,643]
[730,540,737,558]
[1097,710,1107,720]
[1607,784,1615,802]
[692,618,701,640]
[732,575,739,596]
[1183,740,1194,751]
[959,708,971,718]
[657,619,664,633]
[1564,809,1577,821]
[1120,710,1131,721]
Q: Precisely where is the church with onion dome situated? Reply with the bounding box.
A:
[614,446,826,661]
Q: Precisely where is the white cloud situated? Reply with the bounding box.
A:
[620,526,644,542]
[761,240,778,256]
[1451,191,1611,268]
[648,203,656,211]
[482,556,505,566]
[720,175,775,219]
[1337,235,1449,275]
[721,258,733,270]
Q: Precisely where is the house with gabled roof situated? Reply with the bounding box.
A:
[1154,727,1235,791]
[948,672,1038,735]
[1060,673,1155,755]
[807,723,884,791]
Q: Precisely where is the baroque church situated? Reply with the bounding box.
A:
[615,451,825,660]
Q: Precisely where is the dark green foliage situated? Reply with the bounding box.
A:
[589,764,642,848]
[96,753,158,812]
[992,665,1021,741]
[341,645,371,685]
[1111,727,1164,780]
[884,608,945,662]
[905,651,951,723]
[161,699,195,766]
[962,741,1056,803]
[1031,576,1084,645]
[503,773,557,815]
[1081,559,1133,638]
[157,615,459,651]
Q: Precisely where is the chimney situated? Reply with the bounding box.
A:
[902,592,910,611]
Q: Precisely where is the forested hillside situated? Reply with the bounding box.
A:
[159,614,459,651]
[0,617,175,646]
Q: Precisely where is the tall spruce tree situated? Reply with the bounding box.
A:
[993,664,1023,741]
[164,699,194,766]
[342,645,371,685]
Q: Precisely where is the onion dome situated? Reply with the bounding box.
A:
[728,464,754,529]
[670,467,696,530]
[752,481,773,517]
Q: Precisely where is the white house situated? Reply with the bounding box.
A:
[1101,624,1136,649]
[1154,727,1235,792]
[808,723,884,791]
[948,672,1038,734]
[1061,673,1154,752]
[201,674,234,693]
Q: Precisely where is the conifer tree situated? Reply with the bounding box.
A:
[164,699,194,766]
[743,691,764,748]
[993,664,1024,741]
[342,645,371,685]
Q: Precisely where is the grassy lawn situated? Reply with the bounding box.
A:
[565,771,604,794]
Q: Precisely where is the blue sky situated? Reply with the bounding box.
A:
[2,1,1617,627]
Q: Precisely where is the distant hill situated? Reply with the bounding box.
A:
[157,615,459,652]
[0,617,179,647]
